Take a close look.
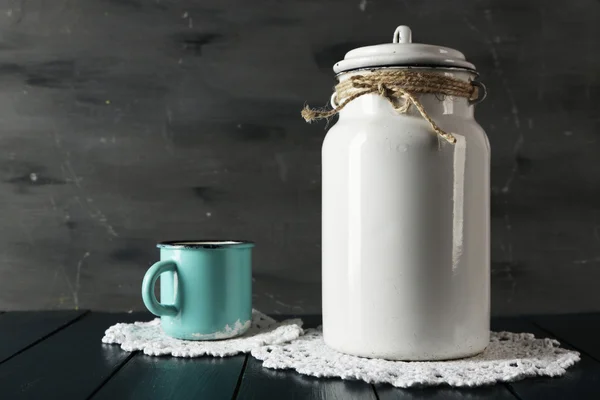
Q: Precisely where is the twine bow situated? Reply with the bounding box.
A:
[302,70,481,144]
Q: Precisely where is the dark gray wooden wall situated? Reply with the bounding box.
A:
[0,0,598,315]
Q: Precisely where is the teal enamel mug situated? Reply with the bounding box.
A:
[142,240,254,340]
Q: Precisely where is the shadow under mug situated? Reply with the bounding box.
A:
[142,240,254,340]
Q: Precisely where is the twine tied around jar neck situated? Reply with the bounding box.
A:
[301,70,483,144]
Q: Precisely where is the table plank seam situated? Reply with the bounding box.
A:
[371,383,381,400]
[87,352,137,400]
[0,310,91,366]
[531,321,600,364]
[504,382,524,400]
[231,354,249,400]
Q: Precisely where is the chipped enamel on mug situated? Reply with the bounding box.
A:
[142,240,253,340]
[322,26,490,360]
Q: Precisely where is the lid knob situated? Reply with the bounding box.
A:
[393,25,412,44]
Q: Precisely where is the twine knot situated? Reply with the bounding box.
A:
[301,70,481,144]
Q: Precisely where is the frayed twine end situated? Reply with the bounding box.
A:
[301,106,317,123]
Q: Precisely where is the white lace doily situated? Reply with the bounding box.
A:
[251,328,580,388]
[102,310,303,357]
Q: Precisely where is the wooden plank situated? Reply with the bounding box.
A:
[534,313,600,360]
[0,312,152,399]
[91,353,246,400]
[494,317,600,400]
[236,356,377,400]
[0,310,87,363]
[376,385,516,400]
[235,313,375,399]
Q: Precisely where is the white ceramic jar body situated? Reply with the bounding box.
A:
[322,69,490,361]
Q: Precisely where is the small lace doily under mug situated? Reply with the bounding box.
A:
[251,328,580,388]
[102,310,303,357]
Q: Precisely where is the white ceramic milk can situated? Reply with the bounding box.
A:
[310,25,490,360]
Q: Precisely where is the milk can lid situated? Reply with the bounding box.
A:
[333,25,476,74]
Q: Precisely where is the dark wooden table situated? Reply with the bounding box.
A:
[0,311,599,399]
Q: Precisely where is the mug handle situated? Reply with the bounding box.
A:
[141,260,178,317]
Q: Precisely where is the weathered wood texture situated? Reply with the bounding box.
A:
[0,310,86,363]
[1,312,599,399]
[92,353,247,400]
[0,312,152,399]
[0,0,598,314]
